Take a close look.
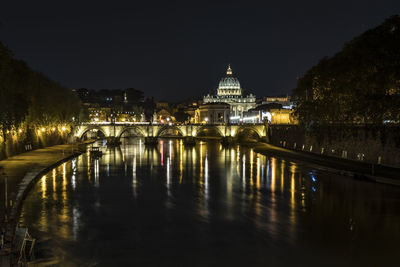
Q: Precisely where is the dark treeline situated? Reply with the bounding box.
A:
[0,41,81,157]
[293,15,400,126]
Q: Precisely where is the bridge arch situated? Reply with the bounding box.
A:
[235,125,264,141]
[195,125,224,137]
[77,126,107,140]
[118,126,146,138]
[156,125,184,137]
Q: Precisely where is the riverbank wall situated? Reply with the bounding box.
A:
[269,125,400,168]
[0,129,72,161]
[0,141,93,266]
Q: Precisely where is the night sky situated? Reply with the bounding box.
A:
[1,1,399,101]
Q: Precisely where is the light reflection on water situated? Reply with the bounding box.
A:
[20,138,400,266]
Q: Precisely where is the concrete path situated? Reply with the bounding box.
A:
[254,143,400,185]
[0,142,92,266]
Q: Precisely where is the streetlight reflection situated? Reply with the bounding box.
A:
[94,159,99,188]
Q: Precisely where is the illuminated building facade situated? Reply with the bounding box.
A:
[203,65,256,122]
[262,96,293,109]
[195,103,230,124]
[269,108,298,125]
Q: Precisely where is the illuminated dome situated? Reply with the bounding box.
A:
[217,65,242,96]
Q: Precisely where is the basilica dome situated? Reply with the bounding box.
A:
[217,65,242,96]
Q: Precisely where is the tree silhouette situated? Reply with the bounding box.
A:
[293,15,400,126]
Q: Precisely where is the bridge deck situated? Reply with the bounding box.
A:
[74,123,268,139]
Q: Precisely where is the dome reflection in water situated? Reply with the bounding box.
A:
[20,138,400,266]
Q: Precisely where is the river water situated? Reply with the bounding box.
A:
[20,138,400,266]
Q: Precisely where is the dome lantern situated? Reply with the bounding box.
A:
[227,64,233,75]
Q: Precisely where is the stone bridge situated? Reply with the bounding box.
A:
[73,123,268,142]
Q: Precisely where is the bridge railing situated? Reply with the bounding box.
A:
[78,122,266,126]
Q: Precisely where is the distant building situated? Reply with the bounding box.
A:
[270,108,298,125]
[203,65,256,122]
[75,88,147,122]
[242,103,283,123]
[153,101,178,123]
[88,106,111,122]
[184,106,197,123]
[262,96,293,109]
[156,101,169,110]
[175,99,202,123]
[155,108,174,123]
[195,103,230,124]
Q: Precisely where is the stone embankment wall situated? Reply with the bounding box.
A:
[0,131,70,160]
[269,125,400,167]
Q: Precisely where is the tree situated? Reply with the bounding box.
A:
[125,88,144,104]
[132,105,144,121]
[0,40,81,144]
[174,110,189,123]
[293,15,400,126]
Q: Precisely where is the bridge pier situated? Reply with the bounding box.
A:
[183,136,196,146]
[221,136,236,146]
[145,137,158,145]
[106,137,121,146]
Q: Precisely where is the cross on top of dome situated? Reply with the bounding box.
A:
[226,64,233,75]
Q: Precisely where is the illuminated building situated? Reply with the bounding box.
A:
[270,108,298,124]
[262,96,293,109]
[195,103,230,124]
[203,65,256,122]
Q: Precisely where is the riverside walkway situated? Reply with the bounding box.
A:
[254,143,400,186]
[0,142,92,266]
